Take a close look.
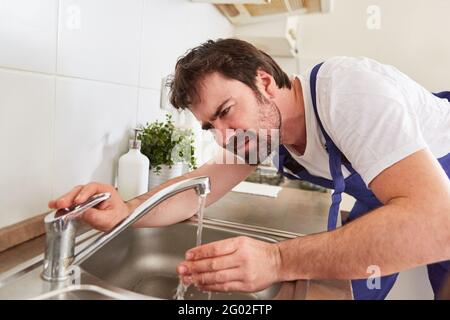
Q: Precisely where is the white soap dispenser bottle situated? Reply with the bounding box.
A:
[117,128,150,201]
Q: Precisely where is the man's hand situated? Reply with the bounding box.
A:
[48,182,130,232]
[176,236,282,292]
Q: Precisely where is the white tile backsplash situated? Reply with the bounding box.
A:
[137,87,165,127]
[0,0,58,73]
[53,77,138,195]
[0,0,232,229]
[0,69,54,227]
[57,0,143,85]
[140,0,233,89]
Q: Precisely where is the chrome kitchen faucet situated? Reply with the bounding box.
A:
[42,176,211,282]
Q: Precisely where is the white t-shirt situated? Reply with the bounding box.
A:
[285,56,450,188]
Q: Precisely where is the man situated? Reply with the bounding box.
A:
[49,39,450,300]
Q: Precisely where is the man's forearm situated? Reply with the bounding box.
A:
[125,160,254,228]
[123,153,255,228]
[276,199,450,281]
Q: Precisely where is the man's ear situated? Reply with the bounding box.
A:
[255,69,276,99]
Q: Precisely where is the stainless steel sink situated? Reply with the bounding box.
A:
[0,218,307,300]
[80,221,284,300]
[35,285,123,300]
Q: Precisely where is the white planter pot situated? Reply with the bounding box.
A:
[148,163,184,190]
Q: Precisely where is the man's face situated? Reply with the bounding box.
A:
[189,72,281,165]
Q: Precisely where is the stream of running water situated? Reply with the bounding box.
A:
[174,195,211,300]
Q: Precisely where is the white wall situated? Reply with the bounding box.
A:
[297,0,450,91]
[0,0,232,229]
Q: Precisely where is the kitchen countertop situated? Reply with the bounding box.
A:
[0,187,352,299]
[206,186,333,234]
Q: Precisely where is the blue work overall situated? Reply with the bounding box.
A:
[274,62,450,300]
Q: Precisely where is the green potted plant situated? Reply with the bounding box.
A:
[139,114,197,189]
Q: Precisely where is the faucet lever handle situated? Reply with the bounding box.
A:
[49,192,111,223]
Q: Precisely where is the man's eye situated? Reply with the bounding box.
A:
[220,106,231,117]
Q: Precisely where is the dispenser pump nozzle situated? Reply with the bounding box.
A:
[130,127,143,149]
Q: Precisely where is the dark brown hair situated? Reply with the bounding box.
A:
[168,38,291,110]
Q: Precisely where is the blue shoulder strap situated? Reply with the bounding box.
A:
[310,63,346,231]
[433,91,450,101]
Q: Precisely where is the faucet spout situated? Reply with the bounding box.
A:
[42,176,210,282]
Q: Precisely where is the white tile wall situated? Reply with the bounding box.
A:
[0,0,58,73]
[57,0,143,85]
[53,77,138,195]
[0,69,54,227]
[140,0,233,89]
[137,87,165,127]
[0,0,232,229]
